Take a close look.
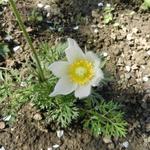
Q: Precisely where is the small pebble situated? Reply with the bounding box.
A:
[130,11,135,16]
[103,52,108,57]
[132,27,139,34]
[33,113,42,121]
[141,65,146,69]
[0,11,3,15]
[26,27,33,32]
[106,3,111,7]
[125,65,131,72]
[111,33,116,40]
[0,121,5,129]
[52,144,59,149]
[37,3,44,8]
[127,33,133,41]
[103,136,112,144]
[44,5,50,11]
[0,146,5,150]
[56,130,64,138]
[108,143,115,149]
[143,76,149,82]
[13,46,20,52]
[147,50,150,55]
[98,2,103,7]
[73,26,79,30]
[47,148,52,150]
[20,82,27,87]
[125,73,131,79]
[94,28,99,33]
[146,34,150,39]
[131,64,138,70]
[145,123,150,132]
[4,35,13,41]
[47,13,50,17]
[113,22,120,27]
[122,141,129,148]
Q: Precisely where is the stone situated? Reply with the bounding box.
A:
[37,3,44,8]
[0,146,5,150]
[103,52,108,57]
[111,33,116,40]
[33,113,42,121]
[143,76,149,82]
[103,136,112,144]
[13,46,20,52]
[145,123,150,132]
[132,28,139,34]
[98,2,104,7]
[94,28,99,33]
[73,26,79,30]
[56,130,64,138]
[0,121,5,129]
[125,65,131,72]
[147,50,150,55]
[125,73,131,79]
[108,143,115,150]
[127,33,133,41]
[131,64,138,70]
[122,141,129,148]
[52,144,59,149]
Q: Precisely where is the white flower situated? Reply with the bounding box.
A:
[49,38,104,99]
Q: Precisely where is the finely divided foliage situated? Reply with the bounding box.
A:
[1,39,127,137]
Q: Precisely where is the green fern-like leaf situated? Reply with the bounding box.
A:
[83,99,127,137]
[46,95,79,128]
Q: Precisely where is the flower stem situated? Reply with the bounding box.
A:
[9,0,45,82]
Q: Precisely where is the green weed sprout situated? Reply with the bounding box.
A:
[141,0,150,10]
[28,9,43,23]
[103,4,114,24]
[0,0,8,5]
[0,43,10,58]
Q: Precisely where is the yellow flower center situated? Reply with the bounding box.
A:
[68,59,94,85]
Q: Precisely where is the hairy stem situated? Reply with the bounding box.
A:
[9,0,45,82]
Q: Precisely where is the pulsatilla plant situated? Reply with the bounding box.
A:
[5,0,127,137]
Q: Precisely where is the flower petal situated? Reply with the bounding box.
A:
[75,84,91,99]
[65,38,85,62]
[49,61,69,78]
[91,68,104,86]
[50,78,77,96]
[85,51,100,67]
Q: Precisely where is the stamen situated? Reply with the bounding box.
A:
[68,59,94,85]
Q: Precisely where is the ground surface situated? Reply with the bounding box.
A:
[0,0,150,150]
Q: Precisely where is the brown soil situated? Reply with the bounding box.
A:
[0,0,150,150]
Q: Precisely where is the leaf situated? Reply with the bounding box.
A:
[37,16,43,22]
[145,0,150,7]
[0,43,10,57]
[104,13,113,24]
